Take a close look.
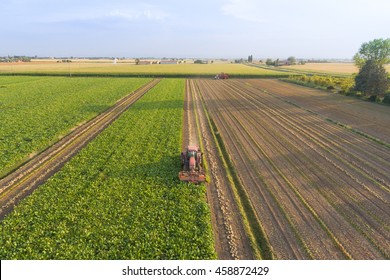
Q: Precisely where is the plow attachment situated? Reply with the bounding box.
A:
[179,170,206,184]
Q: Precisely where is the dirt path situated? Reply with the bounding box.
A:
[196,79,390,259]
[182,80,198,150]
[0,79,160,220]
[184,80,255,259]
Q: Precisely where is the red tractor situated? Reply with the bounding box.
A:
[214,72,229,79]
[179,146,206,184]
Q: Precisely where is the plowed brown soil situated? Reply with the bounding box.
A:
[248,79,390,144]
[196,79,390,259]
[183,80,255,259]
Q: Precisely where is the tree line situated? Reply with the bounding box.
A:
[0,56,32,62]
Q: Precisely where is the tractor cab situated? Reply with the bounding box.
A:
[186,146,198,158]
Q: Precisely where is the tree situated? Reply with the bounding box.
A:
[354,60,389,98]
[354,38,390,97]
[265,58,273,66]
[287,56,297,65]
[354,38,390,68]
[135,58,140,65]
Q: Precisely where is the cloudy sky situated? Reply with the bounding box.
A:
[1,0,390,58]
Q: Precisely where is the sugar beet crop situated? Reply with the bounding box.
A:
[0,79,215,260]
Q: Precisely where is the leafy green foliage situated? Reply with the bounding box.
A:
[354,60,389,97]
[0,77,150,175]
[383,94,390,104]
[287,75,355,94]
[354,38,390,68]
[0,79,216,260]
[353,38,390,97]
[287,56,297,65]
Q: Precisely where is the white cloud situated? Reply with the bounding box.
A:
[108,8,169,21]
[221,0,266,23]
[143,9,169,21]
[107,10,138,20]
[36,4,169,24]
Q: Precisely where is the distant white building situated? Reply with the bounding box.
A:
[159,60,178,65]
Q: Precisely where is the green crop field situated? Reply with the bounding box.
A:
[0,79,216,259]
[0,76,150,176]
[0,61,287,77]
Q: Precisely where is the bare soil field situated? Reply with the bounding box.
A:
[196,79,390,259]
[248,79,390,145]
[183,80,255,259]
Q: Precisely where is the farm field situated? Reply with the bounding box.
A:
[0,79,216,259]
[0,79,159,219]
[0,76,150,176]
[0,61,286,77]
[196,79,390,259]
[184,80,256,259]
[1,75,389,260]
[279,62,390,75]
[247,79,390,144]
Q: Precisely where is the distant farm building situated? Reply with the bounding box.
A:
[138,60,153,65]
[159,60,178,65]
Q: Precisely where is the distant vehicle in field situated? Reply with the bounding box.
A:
[214,72,229,79]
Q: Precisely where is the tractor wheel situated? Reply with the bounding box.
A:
[196,152,202,169]
[181,153,186,169]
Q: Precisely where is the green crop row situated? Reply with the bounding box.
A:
[0,76,150,176]
[0,79,216,260]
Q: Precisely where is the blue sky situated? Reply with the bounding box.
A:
[1,0,390,58]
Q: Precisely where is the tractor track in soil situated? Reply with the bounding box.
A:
[196,79,390,259]
[184,79,255,259]
[0,79,160,220]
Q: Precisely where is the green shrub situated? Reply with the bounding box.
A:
[383,93,390,104]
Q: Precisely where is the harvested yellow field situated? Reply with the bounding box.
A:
[0,61,285,77]
[281,63,390,75]
[281,63,358,74]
